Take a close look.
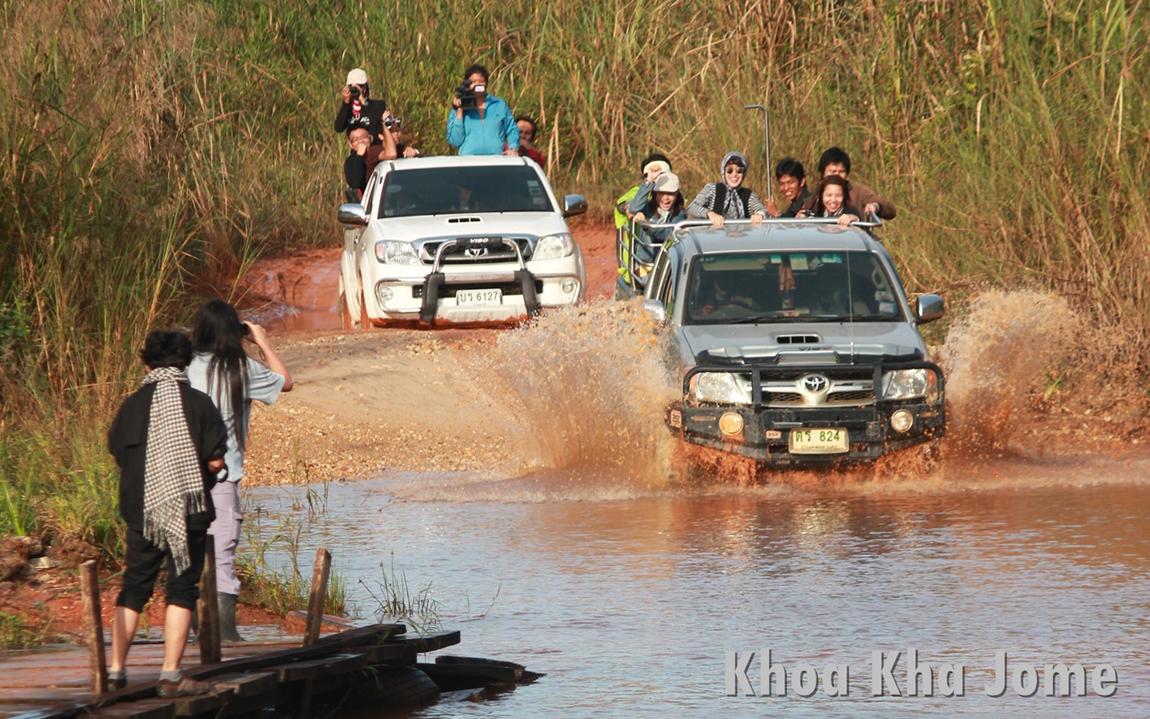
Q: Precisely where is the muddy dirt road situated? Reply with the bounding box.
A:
[239,224,639,485]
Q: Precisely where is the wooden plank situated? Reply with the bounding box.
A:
[207,671,278,698]
[185,624,402,681]
[79,560,107,696]
[434,655,526,680]
[278,653,365,683]
[90,698,175,718]
[303,548,331,648]
[416,662,517,690]
[387,631,461,654]
[197,538,221,665]
[4,707,86,719]
[359,643,416,665]
[169,689,229,718]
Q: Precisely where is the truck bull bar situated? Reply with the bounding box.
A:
[419,237,540,324]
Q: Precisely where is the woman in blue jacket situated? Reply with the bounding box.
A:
[446,64,519,156]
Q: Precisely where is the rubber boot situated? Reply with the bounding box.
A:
[218,592,245,642]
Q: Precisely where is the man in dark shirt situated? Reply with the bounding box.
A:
[343,128,373,200]
[766,157,812,218]
[334,67,388,144]
[106,331,228,697]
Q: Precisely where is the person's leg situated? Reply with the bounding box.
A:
[111,528,164,676]
[109,606,140,673]
[161,529,207,673]
[160,605,193,673]
[208,481,244,641]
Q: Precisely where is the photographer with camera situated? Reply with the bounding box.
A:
[446,63,519,156]
[334,67,388,144]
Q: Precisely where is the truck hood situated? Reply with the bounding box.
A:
[371,212,568,241]
[679,321,928,365]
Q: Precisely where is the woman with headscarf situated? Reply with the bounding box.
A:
[687,151,767,227]
[186,300,293,642]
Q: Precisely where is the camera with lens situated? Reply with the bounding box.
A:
[349,84,362,100]
[383,116,401,130]
[455,82,477,110]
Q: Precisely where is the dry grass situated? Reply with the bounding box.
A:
[0,0,1147,542]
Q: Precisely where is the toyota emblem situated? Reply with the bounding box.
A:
[801,374,829,392]
[465,247,488,257]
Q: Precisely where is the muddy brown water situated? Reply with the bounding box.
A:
[245,460,1150,718]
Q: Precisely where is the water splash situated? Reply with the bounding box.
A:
[939,289,1081,454]
[467,299,679,483]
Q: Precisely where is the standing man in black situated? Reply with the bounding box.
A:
[334,67,388,145]
[106,331,228,697]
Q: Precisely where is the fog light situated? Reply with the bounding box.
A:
[718,411,745,436]
[380,287,394,301]
[890,409,914,433]
[561,278,578,294]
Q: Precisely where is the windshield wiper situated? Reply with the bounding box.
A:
[724,313,789,324]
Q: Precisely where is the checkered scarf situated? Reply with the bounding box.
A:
[141,366,206,575]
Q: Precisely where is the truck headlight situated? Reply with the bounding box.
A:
[689,372,752,405]
[375,240,420,265]
[881,369,935,400]
[533,233,574,261]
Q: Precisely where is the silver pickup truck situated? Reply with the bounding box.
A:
[643,219,945,471]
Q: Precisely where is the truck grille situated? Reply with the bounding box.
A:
[761,378,876,407]
[418,237,533,264]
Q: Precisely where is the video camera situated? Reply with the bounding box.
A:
[455,82,478,110]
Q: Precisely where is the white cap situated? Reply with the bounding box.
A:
[346,68,368,85]
[654,172,681,193]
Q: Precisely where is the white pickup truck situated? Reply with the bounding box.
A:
[337,155,587,327]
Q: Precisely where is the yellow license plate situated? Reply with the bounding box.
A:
[788,428,849,454]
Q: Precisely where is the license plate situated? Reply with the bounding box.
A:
[788,428,849,454]
[455,288,503,306]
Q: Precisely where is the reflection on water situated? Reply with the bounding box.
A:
[244,457,1150,718]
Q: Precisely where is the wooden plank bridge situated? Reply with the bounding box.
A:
[0,549,538,718]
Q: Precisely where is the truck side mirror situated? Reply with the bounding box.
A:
[562,194,588,218]
[915,294,945,324]
[338,203,368,226]
[642,299,667,324]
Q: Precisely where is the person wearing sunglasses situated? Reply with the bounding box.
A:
[687,151,767,227]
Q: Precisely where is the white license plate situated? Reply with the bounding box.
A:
[788,428,849,454]
[455,289,503,306]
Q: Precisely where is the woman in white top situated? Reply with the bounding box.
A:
[187,300,293,641]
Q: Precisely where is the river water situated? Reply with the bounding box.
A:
[245,453,1150,718]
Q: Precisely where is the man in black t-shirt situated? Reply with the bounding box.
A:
[334,67,388,144]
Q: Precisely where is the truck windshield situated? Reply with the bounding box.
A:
[684,251,903,324]
[377,165,555,218]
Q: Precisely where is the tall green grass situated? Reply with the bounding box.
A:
[1,0,1148,544]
